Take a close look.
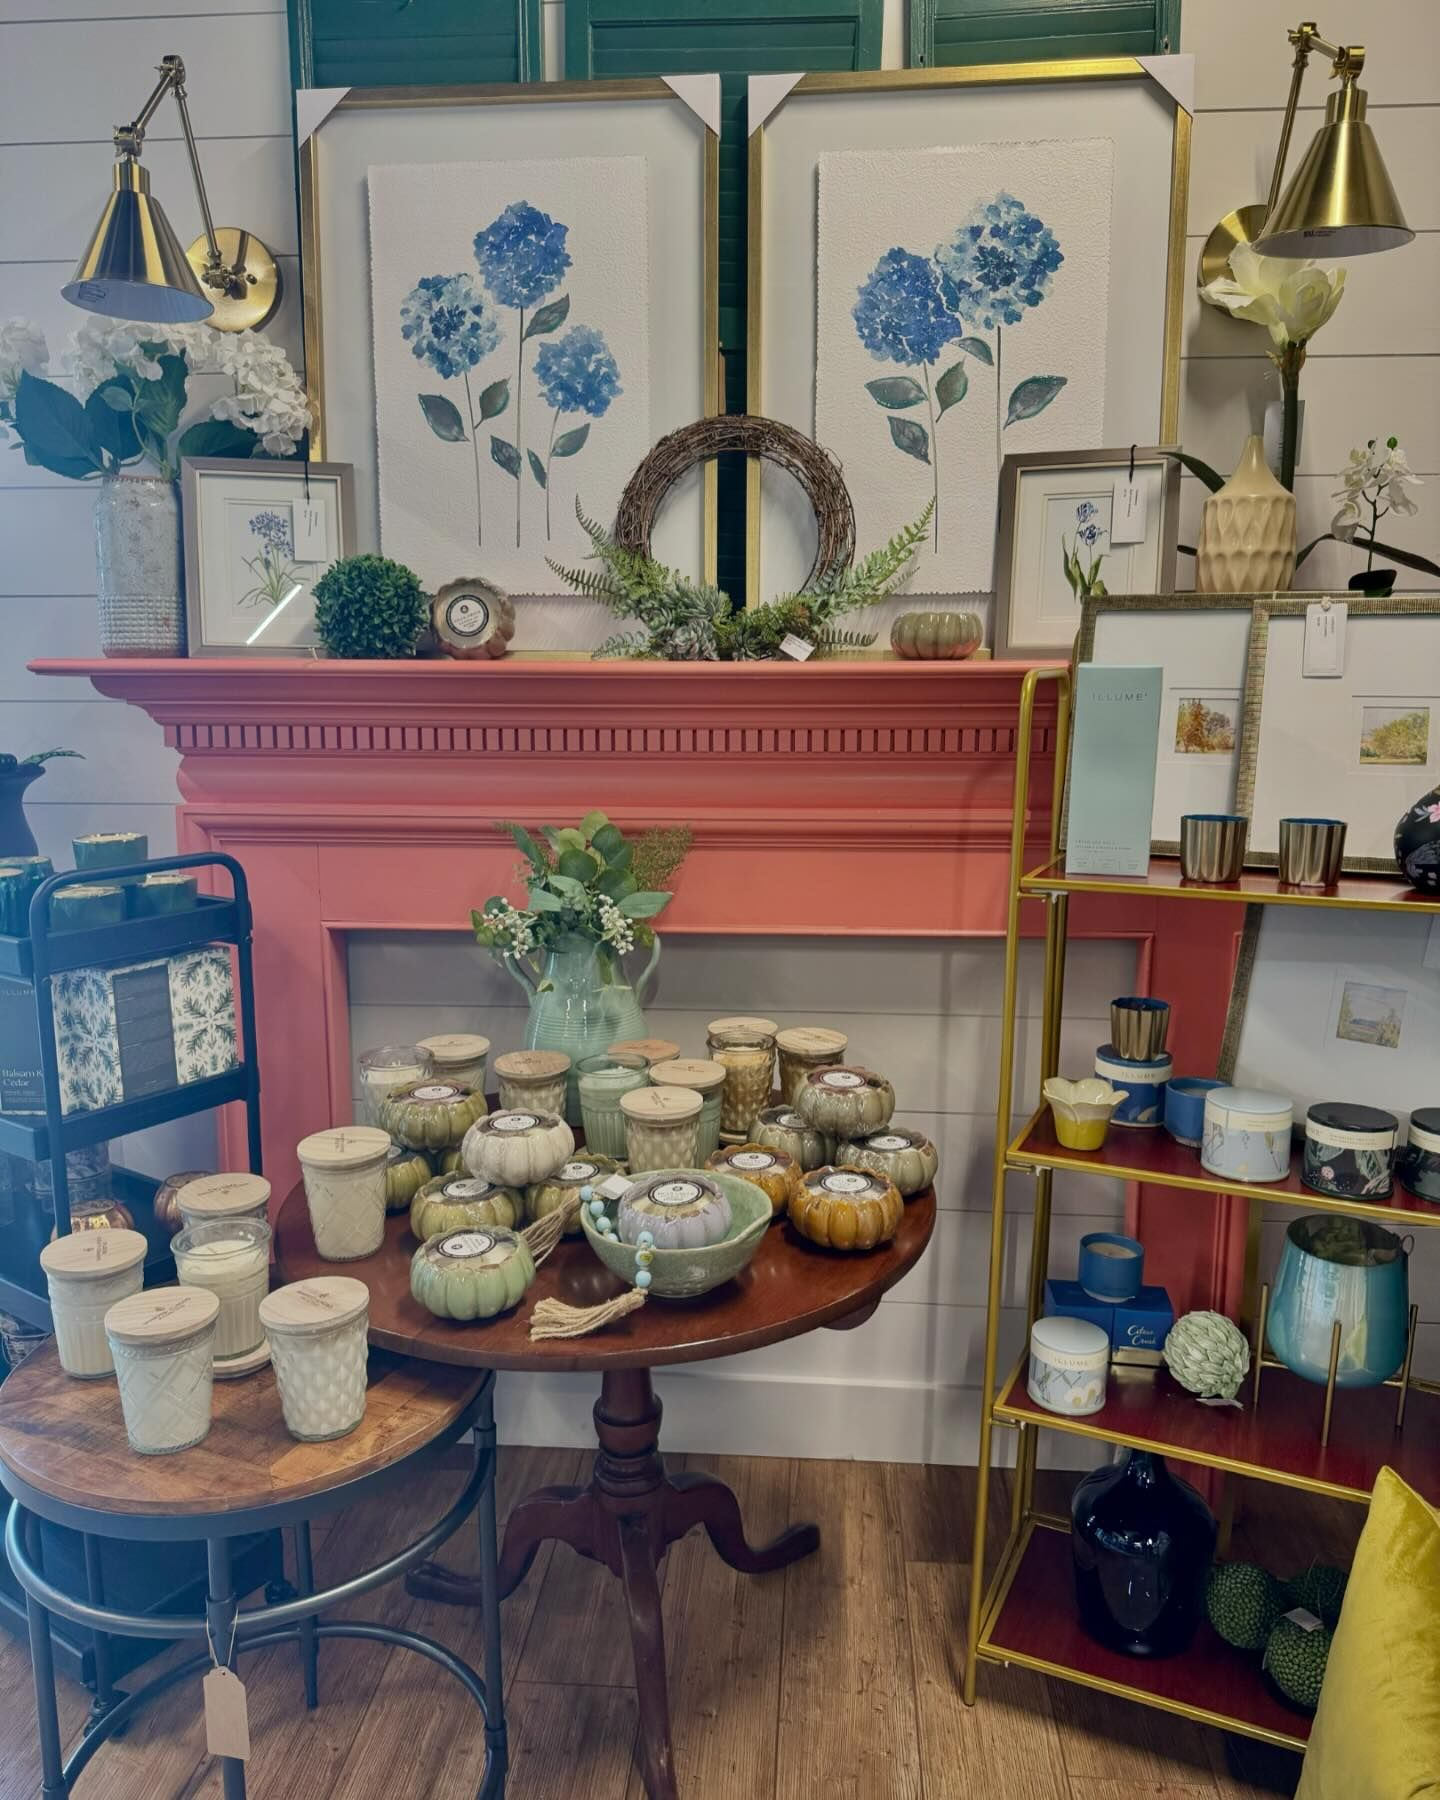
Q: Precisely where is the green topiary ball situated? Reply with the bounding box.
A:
[1263,1615,1332,1712]
[313,553,428,660]
[1282,1563,1349,1629]
[1206,1561,1284,1650]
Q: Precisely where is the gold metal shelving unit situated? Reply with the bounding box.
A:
[963,666,1440,1751]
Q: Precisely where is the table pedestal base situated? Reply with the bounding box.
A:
[408,1366,819,1799]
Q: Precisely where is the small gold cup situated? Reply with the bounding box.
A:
[1277,817,1347,888]
[1109,997,1171,1061]
[1179,813,1249,883]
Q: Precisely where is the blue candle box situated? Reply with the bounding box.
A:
[1045,1279,1175,1356]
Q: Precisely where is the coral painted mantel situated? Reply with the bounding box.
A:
[29,657,1241,1319]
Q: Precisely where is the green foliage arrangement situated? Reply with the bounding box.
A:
[472,811,691,981]
[312,554,428,661]
[548,498,934,661]
[0,749,83,772]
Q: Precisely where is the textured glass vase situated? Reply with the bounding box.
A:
[1070,1449,1217,1657]
[503,933,660,1124]
[95,473,186,656]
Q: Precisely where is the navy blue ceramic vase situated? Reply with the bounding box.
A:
[1070,1450,1217,1657]
[1396,784,1440,894]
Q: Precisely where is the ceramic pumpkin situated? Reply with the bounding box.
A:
[379,1079,488,1152]
[751,1106,835,1171]
[789,1166,903,1252]
[705,1144,802,1216]
[890,610,982,661]
[794,1066,896,1139]
[832,1128,937,1198]
[410,1174,524,1243]
[384,1145,432,1214]
[616,1172,731,1249]
[462,1110,574,1188]
[410,1226,535,1320]
[526,1154,624,1236]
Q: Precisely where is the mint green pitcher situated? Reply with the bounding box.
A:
[503,932,662,1123]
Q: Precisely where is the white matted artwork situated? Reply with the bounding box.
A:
[1076,597,1255,850]
[369,157,652,595]
[1222,905,1440,1123]
[816,143,1113,594]
[1238,601,1440,869]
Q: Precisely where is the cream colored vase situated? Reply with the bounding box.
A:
[1195,435,1297,594]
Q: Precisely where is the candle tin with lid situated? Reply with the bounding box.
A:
[172,1218,271,1368]
[494,1049,571,1118]
[1163,1077,1226,1149]
[649,1058,727,1160]
[775,1028,850,1106]
[259,1277,370,1441]
[177,1170,271,1229]
[1397,1108,1440,1203]
[620,1086,702,1174]
[1027,1316,1109,1416]
[105,1286,220,1455]
[1303,1102,1399,1200]
[417,1033,491,1093]
[1093,1045,1172,1129]
[296,1125,391,1261]
[750,1106,834,1171]
[410,1228,536,1323]
[1200,1087,1293,1184]
[576,1052,649,1159]
[40,1227,147,1379]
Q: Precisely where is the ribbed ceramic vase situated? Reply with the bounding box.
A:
[95,473,186,656]
[1195,435,1297,594]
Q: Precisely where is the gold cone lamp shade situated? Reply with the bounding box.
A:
[62,158,214,325]
[1255,85,1414,258]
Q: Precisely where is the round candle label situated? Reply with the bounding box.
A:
[444,593,491,638]
[650,1180,704,1207]
[410,1083,463,1102]
[441,1178,492,1200]
[560,1161,600,1182]
[730,1151,777,1170]
[439,1231,496,1258]
[866,1134,912,1152]
[818,1071,864,1088]
[492,1113,539,1132]
[779,1112,808,1129]
[820,1171,875,1194]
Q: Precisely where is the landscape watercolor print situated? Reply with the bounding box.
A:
[816,142,1113,594]
[369,158,650,595]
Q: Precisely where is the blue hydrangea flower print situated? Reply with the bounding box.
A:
[473,202,571,310]
[934,193,1063,331]
[853,249,960,367]
[534,326,621,417]
[400,273,501,379]
[248,510,292,557]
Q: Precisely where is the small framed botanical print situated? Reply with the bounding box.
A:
[993,448,1181,659]
[181,458,355,656]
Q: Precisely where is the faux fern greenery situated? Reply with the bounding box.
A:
[548,499,933,662]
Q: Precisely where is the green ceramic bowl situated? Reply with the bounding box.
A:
[580,1170,771,1298]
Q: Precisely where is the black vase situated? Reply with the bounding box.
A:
[1396,784,1440,894]
[1070,1450,1217,1657]
[0,765,42,859]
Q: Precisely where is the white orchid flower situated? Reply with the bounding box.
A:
[1330,438,1424,540]
[1199,243,1346,349]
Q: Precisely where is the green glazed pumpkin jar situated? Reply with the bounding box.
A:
[410,1227,536,1321]
[379,1079,488,1153]
[526,1154,624,1237]
[889,610,982,661]
[411,1174,524,1243]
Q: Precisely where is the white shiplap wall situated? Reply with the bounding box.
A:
[2,0,1436,1456]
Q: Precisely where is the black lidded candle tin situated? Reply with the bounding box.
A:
[1397,1107,1440,1205]
[1302,1101,1399,1200]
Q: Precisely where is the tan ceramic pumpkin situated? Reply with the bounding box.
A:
[705,1143,802,1217]
[890,610,982,661]
[788,1166,903,1252]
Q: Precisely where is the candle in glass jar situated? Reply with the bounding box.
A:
[775,1027,850,1106]
[648,1058,727,1161]
[357,1044,433,1126]
[707,1026,776,1142]
[172,1218,271,1363]
[105,1286,220,1455]
[40,1227,148,1379]
[259,1278,370,1443]
[417,1033,491,1093]
[296,1126,391,1261]
[620,1085,702,1174]
[177,1171,271,1230]
[494,1050,571,1117]
[576,1052,649,1159]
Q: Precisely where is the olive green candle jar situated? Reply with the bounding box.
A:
[751,1106,835,1171]
[576,1052,649,1159]
[379,1080,487,1153]
[527,1154,624,1236]
[494,1050,571,1118]
[384,1145,432,1214]
[775,1028,850,1106]
[649,1058,727,1161]
[707,1026,777,1143]
[410,1227,536,1322]
[620,1086,703,1174]
[72,830,147,874]
[794,1066,895,1139]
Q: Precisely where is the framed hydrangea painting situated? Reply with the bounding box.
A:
[368,157,651,596]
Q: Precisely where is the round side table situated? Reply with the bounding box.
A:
[0,1347,506,1800]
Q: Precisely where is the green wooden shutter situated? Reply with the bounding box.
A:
[910,0,1180,69]
[567,0,883,603]
[287,0,542,89]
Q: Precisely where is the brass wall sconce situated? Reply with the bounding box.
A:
[62,54,281,332]
[1198,19,1414,287]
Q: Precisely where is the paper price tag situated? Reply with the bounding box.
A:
[779,633,814,662]
[1302,600,1347,676]
[1110,480,1147,544]
[203,1666,251,1760]
[1284,1607,1324,1633]
[596,1173,631,1201]
[292,500,327,560]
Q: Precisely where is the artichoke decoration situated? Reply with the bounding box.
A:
[1163,1309,1251,1400]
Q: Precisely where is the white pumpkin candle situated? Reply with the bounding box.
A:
[462,1109,574,1188]
[171,1218,271,1362]
[296,1125,391,1261]
[104,1287,219,1455]
[40,1227,147,1379]
[259,1277,369,1442]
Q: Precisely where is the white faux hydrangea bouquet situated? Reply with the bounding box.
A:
[0,314,310,482]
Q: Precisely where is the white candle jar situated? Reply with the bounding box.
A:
[105,1287,220,1455]
[297,1126,391,1261]
[357,1043,433,1126]
[577,1052,649,1159]
[648,1059,727,1161]
[417,1033,491,1095]
[494,1050,572,1118]
[620,1086,702,1174]
[259,1278,370,1442]
[40,1227,148,1379]
[177,1171,272,1230]
[172,1219,271,1363]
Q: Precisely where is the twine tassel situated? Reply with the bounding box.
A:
[529,1289,647,1340]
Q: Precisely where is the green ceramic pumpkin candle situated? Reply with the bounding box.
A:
[794,1065,895,1139]
[384,1144,432,1214]
[410,1226,536,1321]
[751,1106,835,1171]
[378,1079,487,1153]
[832,1128,938,1198]
[410,1173,524,1242]
[526,1154,623,1237]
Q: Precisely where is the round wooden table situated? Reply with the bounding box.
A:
[276,1184,935,1800]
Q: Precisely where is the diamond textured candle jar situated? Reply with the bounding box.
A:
[259,1278,370,1442]
[620,1086,703,1175]
[296,1125,391,1261]
[39,1227,147,1379]
[775,1028,850,1106]
[104,1287,220,1456]
[172,1219,272,1365]
[649,1058,727,1160]
[576,1052,649,1159]
[707,1026,777,1143]
[494,1050,572,1118]
[417,1033,491,1094]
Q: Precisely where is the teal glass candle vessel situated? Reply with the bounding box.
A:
[577,1052,648,1159]
[1267,1214,1410,1388]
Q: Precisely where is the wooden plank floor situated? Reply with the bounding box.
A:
[0,1452,1344,1800]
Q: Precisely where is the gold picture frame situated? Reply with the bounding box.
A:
[746,61,1192,610]
[297,80,721,638]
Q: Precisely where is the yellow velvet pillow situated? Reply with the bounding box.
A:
[1297,1466,1440,1800]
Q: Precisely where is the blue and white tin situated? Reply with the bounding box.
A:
[1201,1086,1293,1184]
[1094,1044,1172,1128]
[1027,1315,1109,1415]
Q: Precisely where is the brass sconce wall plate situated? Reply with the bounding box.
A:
[185,227,282,333]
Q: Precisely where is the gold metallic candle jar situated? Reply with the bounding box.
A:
[1179,813,1249,883]
[775,1027,850,1106]
[1109,997,1171,1062]
[707,1026,777,1142]
[1277,817,1347,888]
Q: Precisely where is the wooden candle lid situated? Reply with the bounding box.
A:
[418,1033,491,1064]
[178,1171,273,1216]
[707,1016,778,1038]
[295,1126,390,1169]
[104,1286,219,1347]
[607,1038,681,1067]
[649,1057,726,1095]
[40,1227,148,1281]
[775,1027,849,1058]
[620,1086,702,1122]
[259,1276,369,1337]
[493,1050,571,1080]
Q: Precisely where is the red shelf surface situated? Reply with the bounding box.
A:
[981,1522,1311,1750]
[1020,856,1436,914]
[996,1358,1436,1505]
[1010,1108,1440,1230]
